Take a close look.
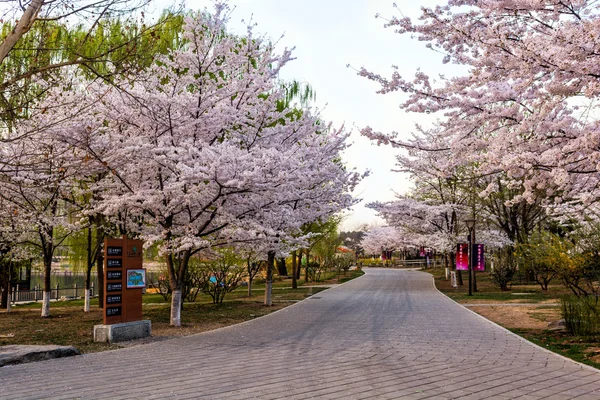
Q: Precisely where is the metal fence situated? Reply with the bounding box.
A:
[2,283,95,304]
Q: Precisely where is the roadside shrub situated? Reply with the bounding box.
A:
[560,295,600,336]
[490,248,517,291]
[156,271,171,302]
[154,262,202,303]
[182,259,203,303]
[516,232,562,290]
[335,253,355,275]
[197,250,246,304]
[306,261,325,282]
[490,264,516,291]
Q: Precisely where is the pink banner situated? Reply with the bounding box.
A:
[456,243,468,271]
[474,244,485,271]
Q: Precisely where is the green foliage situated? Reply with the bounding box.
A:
[516,231,567,290]
[195,250,246,304]
[564,222,600,299]
[336,252,355,274]
[0,11,185,132]
[306,261,324,282]
[489,247,517,291]
[560,295,600,336]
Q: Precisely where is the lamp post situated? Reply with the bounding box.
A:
[465,218,476,296]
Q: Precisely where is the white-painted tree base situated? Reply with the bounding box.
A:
[41,292,51,317]
[264,281,272,306]
[170,290,182,327]
[84,290,90,312]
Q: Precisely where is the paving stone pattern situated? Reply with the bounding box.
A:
[1,268,600,399]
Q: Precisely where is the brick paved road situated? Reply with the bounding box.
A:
[2,268,600,399]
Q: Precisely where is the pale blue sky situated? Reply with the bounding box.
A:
[152,0,449,230]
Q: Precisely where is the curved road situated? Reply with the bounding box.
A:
[2,268,600,399]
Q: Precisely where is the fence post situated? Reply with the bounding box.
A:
[16,284,19,303]
[56,283,59,300]
[74,282,77,297]
[91,282,94,297]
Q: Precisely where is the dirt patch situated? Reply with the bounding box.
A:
[468,305,562,330]
[149,303,288,339]
[583,347,600,363]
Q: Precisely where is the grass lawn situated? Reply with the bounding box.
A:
[427,266,600,369]
[513,329,600,370]
[0,269,363,354]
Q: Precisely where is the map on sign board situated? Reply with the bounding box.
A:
[127,269,146,288]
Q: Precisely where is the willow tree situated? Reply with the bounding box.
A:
[0,1,184,136]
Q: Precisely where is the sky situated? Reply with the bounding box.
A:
[152,0,449,231]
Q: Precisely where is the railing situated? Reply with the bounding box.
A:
[2,283,95,304]
[364,259,431,268]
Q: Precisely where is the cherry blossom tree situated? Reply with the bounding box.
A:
[45,4,360,326]
[0,96,85,316]
[360,226,407,257]
[360,1,600,223]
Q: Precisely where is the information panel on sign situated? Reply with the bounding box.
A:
[107,283,122,292]
[106,306,122,317]
[107,271,122,280]
[106,295,121,304]
[107,246,123,256]
[107,259,122,268]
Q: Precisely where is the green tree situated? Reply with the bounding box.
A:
[0,6,184,135]
[517,231,566,291]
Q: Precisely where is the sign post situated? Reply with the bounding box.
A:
[94,235,150,343]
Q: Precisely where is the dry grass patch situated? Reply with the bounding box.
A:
[468,305,561,330]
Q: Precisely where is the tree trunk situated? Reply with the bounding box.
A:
[0,0,43,65]
[95,220,105,308]
[97,252,104,308]
[166,249,191,327]
[42,291,50,317]
[304,249,310,282]
[264,251,275,306]
[5,280,10,313]
[170,289,182,326]
[41,236,53,318]
[296,250,302,280]
[247,258,253,297]
[84,228,92,313]
[1,280,8,309]
[84,289,91,312]
[277,257,287,276]
[291,250,297,289]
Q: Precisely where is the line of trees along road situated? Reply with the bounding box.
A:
[357,1,600,297]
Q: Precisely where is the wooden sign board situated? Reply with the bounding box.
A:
[103,236,144,325]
